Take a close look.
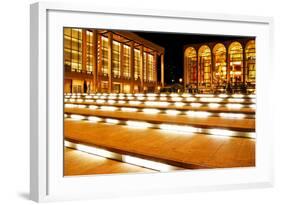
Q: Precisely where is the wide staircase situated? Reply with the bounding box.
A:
[64,92,256,175]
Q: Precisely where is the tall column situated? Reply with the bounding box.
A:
[108,32,113,93]
[153,52,157,86]
[92,30,98,93]
[184,56,187,89]
[140,45,144,92]
[130,41,135,93]
[196,56,199,91]
[82,29,87,72]
[211,53,215,89]
[120,43,124,93]
[97,34,102,92]
[146,52,149,83]
[226,50,230,84]
[161,54,164,87]
[243,46,247,84]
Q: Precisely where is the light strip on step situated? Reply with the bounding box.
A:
[200,97,222,103]
[226,103,243,109]
[65,104,76,108]
[147,93,157,97]
[232,94,244,98]
[70,142,116,159]
[129,101,142,105]
[186,111,211,118]
[100,106,118,111]
[126,121,152,128]
[147,96,156,101]
[219,94,228,98]
[171,97,183,101]
[137,97,145,100]
[122,155,173,172]
[105,118,119,124]
[143,108,160,114]
[165,110,180,115]
[107,100,116,104]
[159,124,200,134]
[96,99,105,104]
[121,107,138,112]
[89,105,98,109]
[88,116,102,122]
[228,98,244,103]
[208,103,220,108]
[145,101,169,106]
[174,102,185,107]
[250,104,256,109]
[219,113,245,119]
[185,97,196,102]
[209,128,234,137]
[190,103,202,108]
[85,99,94,103]
[70,114,85,120]
[118,100,126,104]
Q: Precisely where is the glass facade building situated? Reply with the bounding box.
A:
[64,28,165,93]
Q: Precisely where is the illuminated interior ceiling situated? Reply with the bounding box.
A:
[185,47,196,57]
[245,40,256,59]
[198,45,211,57]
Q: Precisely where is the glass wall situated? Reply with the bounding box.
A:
[229,42,243,84]
[101,36,108,76]
[147,54,154,81]
[134,49,141,80]
[185,47,197,85]
[123,45,131,79]
[245,40,256,84]
[112,41,121,78]
[198,45,211,86]
[64,28,82,72]
[213,43,226,86]
[86,30,93,73]
[143,53,147,81]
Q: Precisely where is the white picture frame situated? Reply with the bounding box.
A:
[30,2,274,202]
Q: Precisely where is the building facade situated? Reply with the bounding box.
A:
[64,28,165,94]
[183,38,256,93]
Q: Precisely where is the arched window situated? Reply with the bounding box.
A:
[245,40,256,84]
[213,43,227,87]
[228,42,243,84]
[198,45,211,86]
[184,47,197,85]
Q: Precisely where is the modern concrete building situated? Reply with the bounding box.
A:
[183,38,256,93]
[64,28,165,94]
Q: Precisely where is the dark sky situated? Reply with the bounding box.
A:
[133,31,250,85]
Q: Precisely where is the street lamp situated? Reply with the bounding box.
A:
[179,78,183,83]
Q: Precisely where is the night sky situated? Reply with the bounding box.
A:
[133,31,250,85]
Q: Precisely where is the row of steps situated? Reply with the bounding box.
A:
[64,92,256,173]
[64,120,255,170]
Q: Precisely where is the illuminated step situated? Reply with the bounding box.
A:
[64,98,256,110]
[65,140,204,171]
[64,103,255,119]
[65,93,256,99]
[65,95,255,104]
[64,113,255,138]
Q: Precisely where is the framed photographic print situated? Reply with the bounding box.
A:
[30,2,274,202]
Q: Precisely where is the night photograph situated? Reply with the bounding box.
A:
[63,28,256,176]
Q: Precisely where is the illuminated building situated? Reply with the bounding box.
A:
[184,39,256,93]
[64,28,165,93]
